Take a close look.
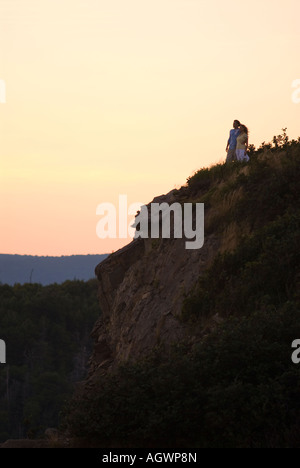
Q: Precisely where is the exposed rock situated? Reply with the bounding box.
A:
[84,189,221,385]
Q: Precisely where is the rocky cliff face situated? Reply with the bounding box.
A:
[85,187,222,384]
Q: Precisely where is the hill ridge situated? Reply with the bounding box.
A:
[0,254,108,285]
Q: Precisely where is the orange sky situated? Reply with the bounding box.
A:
[0,0,299,255]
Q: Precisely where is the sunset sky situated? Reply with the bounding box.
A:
[0,0,299,256]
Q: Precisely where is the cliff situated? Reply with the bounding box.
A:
[90,212,218,376]
[85,170,249,383]
[65,138,300,447]
[81,138,300,391]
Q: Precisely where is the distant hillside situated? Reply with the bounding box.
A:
[0,254,108,286]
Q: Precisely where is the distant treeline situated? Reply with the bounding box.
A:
[0,254,107,286]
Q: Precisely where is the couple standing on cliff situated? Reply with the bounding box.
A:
[226,120,249,163]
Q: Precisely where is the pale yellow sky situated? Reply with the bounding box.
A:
[0,0,299,255]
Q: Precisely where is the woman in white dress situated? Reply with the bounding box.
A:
[236,125,249,162]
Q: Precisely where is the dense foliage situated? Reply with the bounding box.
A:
[64,306,300,447]
[0,279,99,442]
[63,134,300,447]
[182,211,300,322]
